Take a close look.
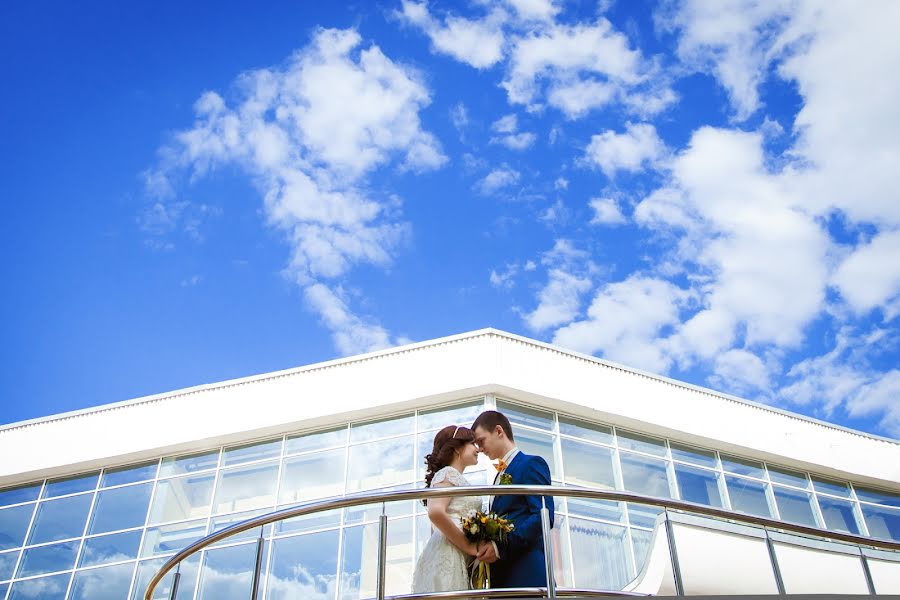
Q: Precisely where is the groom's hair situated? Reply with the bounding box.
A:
[472,410,514,441]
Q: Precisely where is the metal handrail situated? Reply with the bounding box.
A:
[145,484,900,599]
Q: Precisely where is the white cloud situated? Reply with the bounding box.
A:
[492,114,518,134]
[554,177,568,190]
[490,262,520,289]
[832,230,900,315]
[476,165,521,195]
[490,113,536,150]
[397,1,506,69]
[524,240,594,331]
[450,102,469,137]
[711,348,771,394]
[589,197,626,225]
[149,28,441,353]
[505,0,559,22]
[585,122,665,177]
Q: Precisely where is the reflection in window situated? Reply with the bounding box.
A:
[0,503,36,551]
[0,549,20,580]
[339,518,414,599]
[268,530,339,600]
[79,530,142,567]
[559,415,613,445]
[0,484,41,508]
[768,466,809,489]
[70,562,135,599]
[631,527,655,575]
[417,400,483,432]
[133,554,200,600]
[561,438,615,489]
[208,509,270,547]
[149,474,215,524]
[566,498,625,524]
[222,438,282,467]
[280,448,346,504]
[141,519,207,557]
[772,487,817,527]
[17,541,79,577]
[213,461,278,514]
[669,442,717,468]
[285,427,347,456]
[497,400,554,431]
[90,483,152,534]
[855,487,900,508]
[860,504,900,541]
[196,542,259,600]
[276,509,342,537]
[350,414,414,444]
[812,477,851,498]
[568,517,631,590]
[818,496,861,535]
[619,452,671,498]
[627,504,663,529]
[725,476,772,518]
[514,428,558,480]
[673,464,723,507]
[159,450,219,477]
[721,455,765,478]
[347,437,414,493]
[28,494,93,544]
[101,462,158,487]
[43,473,98,498]
[8,572,70,599]
[617,431,666,456]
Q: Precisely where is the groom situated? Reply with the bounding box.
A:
[472,410,554,589]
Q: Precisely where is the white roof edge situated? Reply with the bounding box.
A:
[2,327,897,446]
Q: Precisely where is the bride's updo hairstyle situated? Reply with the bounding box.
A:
[423,425,475,497]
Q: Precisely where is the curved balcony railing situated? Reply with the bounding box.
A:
[145,485,900,599]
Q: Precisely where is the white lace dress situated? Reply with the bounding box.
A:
[412,466,483,594]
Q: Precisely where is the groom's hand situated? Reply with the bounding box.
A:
[476,541,499,564]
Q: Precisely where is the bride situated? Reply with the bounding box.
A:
[412,425,483,593]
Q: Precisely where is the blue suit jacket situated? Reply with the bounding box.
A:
[489,451,554,588]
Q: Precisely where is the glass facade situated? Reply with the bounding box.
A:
[0,395,897,598]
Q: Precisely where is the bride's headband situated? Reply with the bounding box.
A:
[452,426,460,439]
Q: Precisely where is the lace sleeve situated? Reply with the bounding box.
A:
[431,466,465,487]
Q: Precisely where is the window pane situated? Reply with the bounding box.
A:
[208,509,270,548]
[350,414,414,443]
[17,541,79,577]
[90,483,152,534]
[268,530,339,600]
[43,473,98,498]
[416,432,434,483]
[0,503,35,551]
[213,461,278,514]
[768,466,809,489]
[514,428,557,480]
[159,450,219,477]
[669,442,717,468]
[79,530,142,567]
[149,474,214,524]
[280,448,346,504]
[674,464,723,507]
[28,494,93,544]
[631,527,654,574]
[568,517,631,589]
[619,452,671,498]
[861,504,900,541]
[721,454,765,478]
[222,438,282,467]
[102,462,158,487]
[566,498,625,524]
[347,437,414,493]
[855,486,900,508]
[772,487,817,527]
[0,484,41,508]
[0,549,20,580]
[417,400,483,432]
[70,562,135,600]
[133,554,200,600]
[725,475,772,518]
[339,519,414,599]
[141,519,207,557]
[496,400,554,431]
[276,508,342,537]
[617,430,667,456]
[811,477,851,498]
[286,427,347,455]
[818,496,860,535]
[558,416,613,445]
[561,438,616,489]
[628,504,664,528]
[197,543,258,600]
[8,572,70,599]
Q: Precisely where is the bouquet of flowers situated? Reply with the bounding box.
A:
[460,509,515,589]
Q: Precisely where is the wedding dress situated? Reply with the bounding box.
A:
[411,466,483,594]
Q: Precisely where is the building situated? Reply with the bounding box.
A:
[0,328,898,598]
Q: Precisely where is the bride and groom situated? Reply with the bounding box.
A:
[411,410,555,593]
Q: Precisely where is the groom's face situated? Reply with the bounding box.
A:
[473,425,502,460]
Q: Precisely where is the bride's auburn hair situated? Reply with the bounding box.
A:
[423,425,475,490]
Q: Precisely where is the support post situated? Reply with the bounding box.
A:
[764,529,786,595]
[168,563,181,600]
[859,549,877,595]
[663,509,685,596]
[249,533,265,599]
[376,506,388,600]
[541,496,556,599]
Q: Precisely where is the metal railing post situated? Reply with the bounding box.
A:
[249,533,265,599]
[376,504,388,600]
[763,529,786,594]
[167,563,181,600]
[859,548,876,594]
[540,495,556,598]
[663,509,685,596]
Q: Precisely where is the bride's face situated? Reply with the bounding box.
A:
[458,440,479,467]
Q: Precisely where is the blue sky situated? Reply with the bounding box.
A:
[1,1,898,439]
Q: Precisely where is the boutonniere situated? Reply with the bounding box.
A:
[498,473,513,485]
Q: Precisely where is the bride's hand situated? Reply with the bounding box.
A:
[467,541,479,557]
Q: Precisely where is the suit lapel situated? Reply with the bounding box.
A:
[491,452,525,512]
